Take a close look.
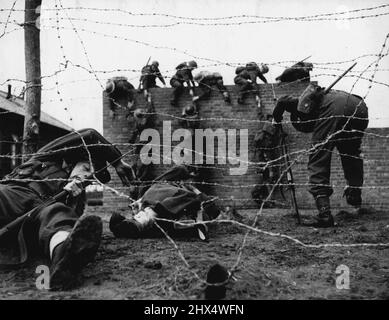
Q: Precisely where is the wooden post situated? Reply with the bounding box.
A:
[23,0,42,159]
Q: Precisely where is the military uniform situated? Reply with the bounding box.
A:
[109,166,220,239]
[273,88,369,226]
[234,67,254,104]
[0,129,124,265]
[139,63,165,91]
[170,61,197,106]
[276,62,313,83]
[105,77,135,111]
[194,71,230,102]
[245,62,268,85]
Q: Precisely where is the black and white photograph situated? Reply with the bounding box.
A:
[0,0,388,304]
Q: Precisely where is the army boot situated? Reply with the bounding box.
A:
[303,195,334,228]
[50,215,103,290]
[344,186,362,208]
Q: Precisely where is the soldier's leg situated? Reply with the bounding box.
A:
[338,99,369,207]
[235,79,252,104]
[336,132,364,207]
[194,81,212,101]
[216,78,230,102]
[35,203,102,290]
[141,77,150,99]
[306,118,339,227]
[170,79,184,106]
[0,184,43,227]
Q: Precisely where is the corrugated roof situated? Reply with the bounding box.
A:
[0,91,73,132]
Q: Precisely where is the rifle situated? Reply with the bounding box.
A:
[0,149,128,242]
[323,62,357,94]
[0,173,95,242]
[297,55,312,65]
[138,56,152,90]
[278,124,301,224]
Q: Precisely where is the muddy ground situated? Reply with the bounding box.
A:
[0,208,388,300]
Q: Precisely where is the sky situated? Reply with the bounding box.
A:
[0,0,388,131]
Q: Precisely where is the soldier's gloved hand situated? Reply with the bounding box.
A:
[64,178,84,197]
[114,159,135,186]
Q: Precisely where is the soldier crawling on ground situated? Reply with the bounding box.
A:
[109,165,221,241]
[0,129,134,290]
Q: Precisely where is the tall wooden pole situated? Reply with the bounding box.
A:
[23,0,42,158]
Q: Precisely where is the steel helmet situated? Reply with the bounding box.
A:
[304,62,313,71]
[184,104,196,116]
[151,60,159,67]
[212,72,222,78]
[194,72,204,82]
[105,80,115,94]
[187,60,198,69]
[246,62,258,69]
[260,64,269,74]
[235,66,245,75]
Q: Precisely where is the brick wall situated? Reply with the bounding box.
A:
[99,83,389,212]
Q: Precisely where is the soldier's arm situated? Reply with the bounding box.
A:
[257,72,268,84]
[33,129,122,166]
[272,95,298,123]
[156,67,166,85]
[188,71,196,87]
[64,161,93,197]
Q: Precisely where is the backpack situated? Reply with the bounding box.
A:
[297,84,324,118]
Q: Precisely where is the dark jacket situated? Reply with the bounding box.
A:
[140,64,166,85]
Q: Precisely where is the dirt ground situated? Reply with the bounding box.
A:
[0,207,388,300]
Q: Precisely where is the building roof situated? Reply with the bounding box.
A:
[0,91,73,132]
